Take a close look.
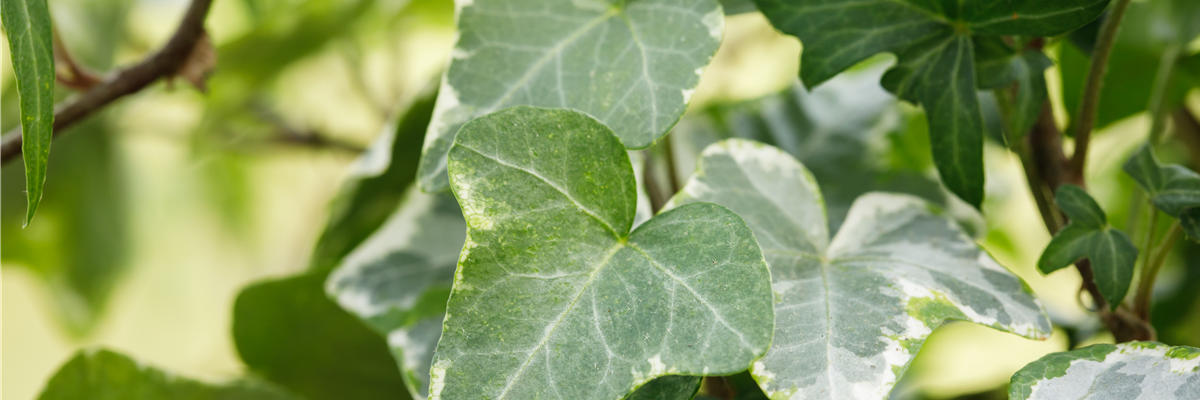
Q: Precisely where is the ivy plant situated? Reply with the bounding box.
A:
[14,0,1200,399]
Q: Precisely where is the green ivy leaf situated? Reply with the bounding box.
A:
[327,189,466,399]
[1,0,56,226]
[1060,0,1200,130]
[1008,342,1200,400]
[417,0,724,192]
[310,89,438,273]
[233,273,412,400]
[666,139,1050,400]
[432,107,774,399]
[327,159,667,399]
[1124,144,1200,241]
[751,0,1108,208]
[36,349,301,400]
[1037,185,1137,310]
[976,39,1052,144]
[625,376,703,400]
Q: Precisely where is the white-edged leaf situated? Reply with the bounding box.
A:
[666,139,1052,400]
[1008,342,1200,400]
[327,188,465,399]
[431,106,775,399]
[417,0,725,192]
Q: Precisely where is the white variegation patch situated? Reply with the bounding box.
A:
[1013,342,1200,400]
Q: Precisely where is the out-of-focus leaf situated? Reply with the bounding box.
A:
[216,0,376,88]
[1,117,129,337]
[1060,1,1200,130]
[720,0,755,15]
[667,139,1050,400]
[2,0,56,225]
[310,88,437,273]
[416,0,724,192]
[326,189,464,399]
[1124,144,1200,240]
[1153,241,1200,347]
[694,372,769,400]
[36,349,301,400]
[977,38,1053,144]
[232,273,412,400]
[625,376,703,400]
[1037,185,1138,310]
[670,62,946,233]
[432,107,774,399]
[1008,342,1200,400]
[751,0,1109,208]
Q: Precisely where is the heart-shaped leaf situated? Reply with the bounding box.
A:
[431,107,774,399]
[1124,144,1200,241]
[417,0,724,192]
[2,0,56,225]
[37,349,301,400]
[750,0,1109,208]
[1038,185,1138,310]
[1008,342,1200,400]
[665,139,1051,399]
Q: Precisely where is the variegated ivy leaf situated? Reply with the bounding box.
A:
[665,139,1051,400]
[432,107,774,399]
[1038,185,1138,310]
[750,0,1109,208]
[417,0,724,192]
[327,188,466,399]
[1124,144,1200,241]
[1008,342,1200,400]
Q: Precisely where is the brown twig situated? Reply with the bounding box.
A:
[53,28,102,91]
[1,0,215,165]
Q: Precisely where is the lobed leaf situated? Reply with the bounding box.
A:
[432,107,775,399]
[666,139,1050,400]
[36,349,301,400]
[417,0,724,192]
[1008,342,1200,400]
[750,0,1109,208]
[1037,185,1138,310]
[1,0,56,225]
[1124,144,1200,241]
[668,62,950,234]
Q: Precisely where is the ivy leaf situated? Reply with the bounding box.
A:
[36,349,301,400]
[417,0,724,192]
[1008,342,1200,400]
[327,189,466,399]
[432,107,775,399]
[328,156,666,399]
[751,0,1109,208]
[1037,185,1138,310]
[233,273,412,400]
[1060,0,1200,130]
[310,89,437,273]
[624,376,703,400]
[669,62,949,234]
[1124,144,1200,241]
[1,0,56,225]
[976,39,1052,144]
[666,139,1050,400]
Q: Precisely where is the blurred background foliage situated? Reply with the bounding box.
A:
[2,0,1199,399]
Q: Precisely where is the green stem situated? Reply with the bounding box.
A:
[1134,221,1182,320]
[1147,44,1182,144]
[1069,0,1134,180]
